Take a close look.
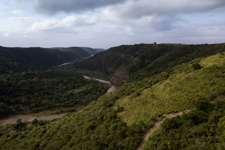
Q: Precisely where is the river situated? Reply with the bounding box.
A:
[83,75,116,94]
[0,76,116,126]
[0,113,68,126]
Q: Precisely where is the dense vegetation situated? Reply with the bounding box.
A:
[114,52,225,125]
[143,99,225,150]
[0,92,148,150]
[0,45,105,116]
[1,44,225,150]
[74,43,225,84]
[0,71,109,116]
[0,46,99,74]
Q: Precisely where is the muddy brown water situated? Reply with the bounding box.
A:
[0,113,68,126]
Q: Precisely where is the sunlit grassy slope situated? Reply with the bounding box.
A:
[1,52,225,150]
[115,52,225,125]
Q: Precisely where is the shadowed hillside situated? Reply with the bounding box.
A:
[0,46,102,74]
[54,47,103,59]
[74,43,225,85]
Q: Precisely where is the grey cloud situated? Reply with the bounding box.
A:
[108,0,225,33]
[150,16,178,31]
[116,0,225,19]
[35,0,126,14]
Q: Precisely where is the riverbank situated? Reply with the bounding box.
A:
[0,76,117,126]
[83,75,118,94]
[0,106,82,126]
[0,113,68,126]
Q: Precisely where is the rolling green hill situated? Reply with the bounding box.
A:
[74,43,225,85]
[1,45,225,150]
[54,47,102,59]
[0,46,101,74]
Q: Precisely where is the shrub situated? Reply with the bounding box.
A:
[192,63,202,70]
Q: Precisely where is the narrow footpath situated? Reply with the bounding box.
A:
[137,110,192,150]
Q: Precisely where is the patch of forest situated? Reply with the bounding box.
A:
[0,71,109,116]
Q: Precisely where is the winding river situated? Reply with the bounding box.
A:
[0,76,116,126]
[83,75,116,94]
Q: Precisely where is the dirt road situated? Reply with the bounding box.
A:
[137,110,192,150]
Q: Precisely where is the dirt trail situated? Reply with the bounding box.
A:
[137,110,192,150]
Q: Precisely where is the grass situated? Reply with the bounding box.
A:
[115,52,225,125]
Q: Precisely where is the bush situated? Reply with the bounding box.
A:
[195,100,212,112]
[162,117,181,131]
[186,110,208,125]
[192,63,202,70]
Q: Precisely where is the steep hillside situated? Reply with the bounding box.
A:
[1,51,225,150]
[74,43,225,85]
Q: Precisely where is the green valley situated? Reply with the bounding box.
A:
[0,43,225,150]
[0,46,108,118]
[0,46,100,74]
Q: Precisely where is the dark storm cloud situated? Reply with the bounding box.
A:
[35,0,126,14]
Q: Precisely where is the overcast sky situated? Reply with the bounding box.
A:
[0,0,225,49]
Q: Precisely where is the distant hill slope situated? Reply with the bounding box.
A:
[54,47,103,59]
[0,46,102,74]
[74,43,225,85]
[1,49,225,150]
[0,71,109,116]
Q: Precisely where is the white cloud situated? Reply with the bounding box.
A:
[12,10,23,15]
[0,17,36,34]
[32,19,58,31]
[32,14,98,31]
[3,33,11,37]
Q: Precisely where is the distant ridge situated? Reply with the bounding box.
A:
[74,43,225,85]
[0,46,103,74]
